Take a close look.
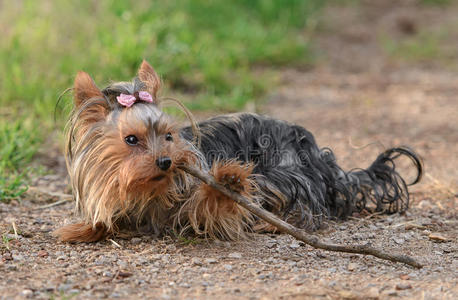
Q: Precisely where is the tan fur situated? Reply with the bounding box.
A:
[73,71,104,107]
[253,221,279,234]
[179,160,256,240]
[54,222,108,242]
[138,60,161,100]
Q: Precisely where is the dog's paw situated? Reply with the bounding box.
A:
[218,173,244,192]
[212,160,254,194]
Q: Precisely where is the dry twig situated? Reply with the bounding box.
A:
[12,222,19,239]
[26,186,73,210]
[178,164,423,268]
[108,238,122,248]
[35,198,72,210]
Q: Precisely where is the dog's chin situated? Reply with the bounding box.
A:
[149,174,172,191]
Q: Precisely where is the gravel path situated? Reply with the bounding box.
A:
[1,197,456,299]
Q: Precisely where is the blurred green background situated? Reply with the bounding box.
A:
[0,0,323,201]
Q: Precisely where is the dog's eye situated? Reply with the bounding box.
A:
[165,132,173,141]
[125,135,138,146]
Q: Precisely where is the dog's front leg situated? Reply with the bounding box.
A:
[184,160,256,239]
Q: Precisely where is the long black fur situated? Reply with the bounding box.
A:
[180,113,423,230]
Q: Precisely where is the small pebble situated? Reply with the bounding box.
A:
[58,284,72,292]
[328,281,337,287]
[205,258,218,264]
[118,271,133,278]
[289,243,300,249]
[166,244,176,251]
[228,252,242,259]
[347,263,357,271]
[191,258,203,266]
[266,241,277,249]
[131,237,142,244]
[338,290,357,299]
[117,261,128,268]
[399,274,410,280]
[43,285,55,292]
[7,265,17,271]
[393,238,405,245]
[287,260,296,266]
[385,289,398,296]
[2,253,13,261]
[366,287,379,298]
[396,283,412,290]
[223,264,233,271]
[102,271,113,277]
[21,289,33,298]
[37,250,48,257]
[12,254,24,261]
[316,252,327,259]
[368,224,377,231]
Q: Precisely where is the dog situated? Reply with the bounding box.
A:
[55,60,423,242]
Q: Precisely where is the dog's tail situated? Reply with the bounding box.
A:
[54,222,108,242]
[329,147,423,218]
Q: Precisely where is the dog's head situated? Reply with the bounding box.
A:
[68,60,196,229]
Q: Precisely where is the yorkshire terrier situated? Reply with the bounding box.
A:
[55,60,423,242]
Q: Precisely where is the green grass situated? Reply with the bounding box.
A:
[0,120,41,202]
[2,234,13,251]
[382,30,448,62]
[421,0,451,5]
[0,0,321,113]
[0,0,323,201]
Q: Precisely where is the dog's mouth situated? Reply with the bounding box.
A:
[151,174,166,182]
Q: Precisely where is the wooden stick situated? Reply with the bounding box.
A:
[26,186,73,210]
[178,164,423,268]
[35,198,72,210]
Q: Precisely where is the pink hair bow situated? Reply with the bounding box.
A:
[116,91,153,107]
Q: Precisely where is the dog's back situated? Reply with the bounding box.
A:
[181,112,423,230]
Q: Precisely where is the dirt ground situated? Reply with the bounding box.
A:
[1,1,457,299]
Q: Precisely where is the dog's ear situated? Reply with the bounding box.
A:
[74,71,104,107]
[73,71,107,125]
[138,60,161,99]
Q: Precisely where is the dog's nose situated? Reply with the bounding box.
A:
[156,157,172,171]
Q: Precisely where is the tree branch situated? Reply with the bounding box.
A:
[178,164,423,269]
